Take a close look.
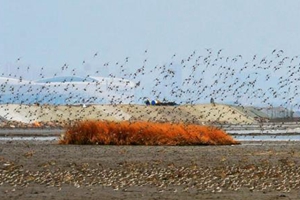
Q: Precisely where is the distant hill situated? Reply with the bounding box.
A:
[0,103,256,124]
[0,76,135,105]
[231,105,269,119]
[232,105,298,119]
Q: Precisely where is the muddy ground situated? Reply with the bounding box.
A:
[0,140,300,200]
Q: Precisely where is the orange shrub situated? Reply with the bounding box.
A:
[59,120,240,145]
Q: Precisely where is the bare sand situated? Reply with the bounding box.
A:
[0,140,299,200]
[0,103,256,125]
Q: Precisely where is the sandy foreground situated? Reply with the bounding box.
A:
[0,140,299,200]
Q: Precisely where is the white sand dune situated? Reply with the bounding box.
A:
[0,103,256,124]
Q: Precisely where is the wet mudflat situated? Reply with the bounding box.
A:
[0,140,300,200]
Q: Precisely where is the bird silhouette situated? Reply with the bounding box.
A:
[0,48,299,141]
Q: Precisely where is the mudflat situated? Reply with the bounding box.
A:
[0,140,299,200]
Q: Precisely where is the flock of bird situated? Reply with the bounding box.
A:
[0,48,300,124]
[1,50,300,198]
[1,140,299,196]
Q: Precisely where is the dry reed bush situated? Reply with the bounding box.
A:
[59,120,240,145]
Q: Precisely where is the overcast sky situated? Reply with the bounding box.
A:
[1,1,300,106]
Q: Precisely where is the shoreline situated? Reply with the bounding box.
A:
[0,127,300,142]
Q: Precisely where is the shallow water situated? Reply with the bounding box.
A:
[0,128,300,142]
[1,135,299,142]
[233,134,300,141]
[226,129,300,135]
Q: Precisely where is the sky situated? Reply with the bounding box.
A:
[1,0,300,106]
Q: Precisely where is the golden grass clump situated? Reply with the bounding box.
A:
[59,120,240,145]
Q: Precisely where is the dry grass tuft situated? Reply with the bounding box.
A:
[59,120,239,145]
